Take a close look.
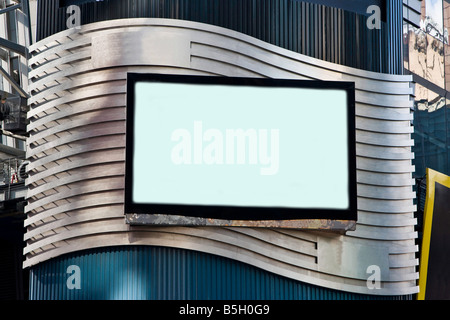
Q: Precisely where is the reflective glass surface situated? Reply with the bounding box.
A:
[408,26,428,79]
[444,0,450,90]
[407,26,445,88]
[405,0,450,177]
[425,0,444,39]
[426,33,445,88]
[413,84,448,177]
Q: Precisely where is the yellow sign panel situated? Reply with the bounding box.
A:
[418,168,450,300]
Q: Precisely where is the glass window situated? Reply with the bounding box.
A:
[424,0,444,40]
[408,26,428,78]
[444,0,450,42]
[411,0,446,88]
[443,0,450,90]
[426,33,445,88]
[6,8,17,43]
[15,138,25,151]
[413,84,448,177]
[403,22,410,70]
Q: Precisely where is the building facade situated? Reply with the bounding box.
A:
[22,0,419,300]
[403,1,450,176]
[2,0,437,300]
[402,0,450,248]
[0,0,31,300]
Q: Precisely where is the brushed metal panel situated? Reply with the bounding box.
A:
[190,56,266,77]
[24,206,125,240]
[317,235,390,280]
[24,193,125,227]
[356,211,416,227]
[160,227,318,269]
[357,198,416,213]
[29,63,104,92]
[355,91,414,108]
[29,74,125,105]
[228,228,317,256]
[346,225,417,241]
[28,145,125,183]
[357,185,415,200]
[27,165,124,198]
[356,118,414,134]
[357,171,415,187]
[28,48,91,80]
[28,110,125,145]
[24,220,130,255]
[27,122,125,156]
[389,255,419,268]
[356,104,414,121]
[28,85,126,118]
[357,157,415,173]
[91,30,191,69]
[356,144,414,161]
[26,178,124,212]
[27,142,125,177]
[356,131,414,147]
[27,96,127,131]
[28,36,91,66]
[190,42,414,100]
[29,25,83,52]
[191,42,413,96]
[272,229,318,243]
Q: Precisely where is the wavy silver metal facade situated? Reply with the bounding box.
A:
[24,18,418,296]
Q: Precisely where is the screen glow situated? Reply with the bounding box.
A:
[131,81,350,211]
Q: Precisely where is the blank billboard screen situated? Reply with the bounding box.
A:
[125,73,356,221]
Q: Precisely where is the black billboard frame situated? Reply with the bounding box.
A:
[124,73,357,222]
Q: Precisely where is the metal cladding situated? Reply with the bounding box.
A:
[35,0,403,75]
[29,245,413,300]
[25,18,417,296]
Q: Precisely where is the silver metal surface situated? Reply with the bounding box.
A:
[24,18,418,296]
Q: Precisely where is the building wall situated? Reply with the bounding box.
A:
[29,245,413,300]
[35,0,404,74]
[0,0,32,301]
[25,18,418,297]
[404,0,450,178]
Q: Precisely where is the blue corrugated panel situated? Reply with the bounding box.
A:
[29,246,412,300]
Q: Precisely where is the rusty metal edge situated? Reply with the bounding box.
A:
[125,213,357,233]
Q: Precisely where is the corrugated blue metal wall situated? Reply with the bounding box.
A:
[28,246,413,300]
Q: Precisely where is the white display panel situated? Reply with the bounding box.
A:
[125,74,356,221]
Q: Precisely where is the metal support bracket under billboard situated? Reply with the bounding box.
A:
[125,212,357,232]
